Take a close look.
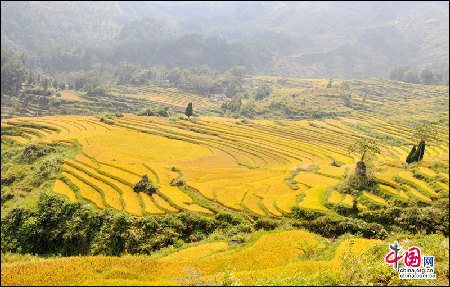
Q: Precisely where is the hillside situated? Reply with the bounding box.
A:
[1,2,449,285]
[1,78,449,286]
[3,230,447,286]
[2,1,448,78]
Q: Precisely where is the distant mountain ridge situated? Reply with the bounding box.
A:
[1,1,448,78]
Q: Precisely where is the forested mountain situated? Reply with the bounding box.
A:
[1,1,449,78]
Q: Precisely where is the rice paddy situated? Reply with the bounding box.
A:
[0,229,385,286]
[1,99,448,217]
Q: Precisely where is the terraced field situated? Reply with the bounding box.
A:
[2,111,448,217]
[1,229,382,285]
[135,86,220,114]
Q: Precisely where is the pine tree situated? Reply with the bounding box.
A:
[406,145,417,163]
[417,140,425,161]
[185,102,193,119]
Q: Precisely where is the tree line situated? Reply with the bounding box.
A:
[389,65,449,86]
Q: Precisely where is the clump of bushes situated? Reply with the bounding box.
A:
[1,126,23,136]
[98,112,123,125]
[291,206,326,221]
[1,194,252,256]
[133,175,158,195]
[20,143,56,164]
[137,106,172,117]
[357,198,448,236]
[305,214,388,239]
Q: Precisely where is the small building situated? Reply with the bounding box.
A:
[209,94,226,102]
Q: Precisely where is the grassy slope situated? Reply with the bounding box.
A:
[1,231,448,286]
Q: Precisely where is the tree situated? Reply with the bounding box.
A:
[389,66,410,81]
[84,72,106,95]
[52,78,58,90]
[342,94,352,108]
[42,78,50,91]
[222,66,246,98]
[240,96,255,118]
[340,82,350,90]
[1,49,27,95]
[185,102,193,119]
[403,69,420,84]
[420,67,434,85]
[406,145,417,164]
[348,138,380,177]
[326,79,333,88]
[254,84,272,101]
[410,121,438,143]
[228,93,243,113]
[406,121,438,163]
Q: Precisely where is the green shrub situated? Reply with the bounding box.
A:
[254,218,280,230]
[133,180,158,196]
[333,203,358,216]
[291,206,326,221]
[305,215,387,239]
[1,126,23,136]
[20,143,56,164]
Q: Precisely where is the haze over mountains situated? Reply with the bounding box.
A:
[1,1,449,78]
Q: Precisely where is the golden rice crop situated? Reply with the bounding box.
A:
[2,135,29,144]
[317,165,346,178]
[159,186,192,207]
[243,193,266,216]
[159,186,212,214]
[214,186,246,211]
[62,172,105,209]
[362,191,388,206]
[333,238,382,263]
[261,196,283,217]
[398,170,438,197]
[341,194,367,210]
[98,164,142,186]
[59,92,91,102]
[63,162,123,211]
[378,184,409,200]
[275,193,300,214]
[418,166,437,179]
[152,194,179,213]
[298,185,329,211]
[69,162,142,216]
[139,193,164,215]
[114,183,143,216]
[378,184,397,195]
[86,129,211,163]
[233,260,335,285]
[436,181,449,191]
[195,230,319,272]
[52,179,77,202]
[20,130,41,142]
[75,154,98,169]
[374,168,400,186]
[327,190,343,204]
[182,204,214,215]
[438,172,449,181]
[1,229,389,286]
[295,172,339,187]
[5,114,447,218]
[402,185,431,202]
[161,242,229,261]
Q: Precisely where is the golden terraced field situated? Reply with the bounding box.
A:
[1,113,448,217]
[1,229,382,286]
